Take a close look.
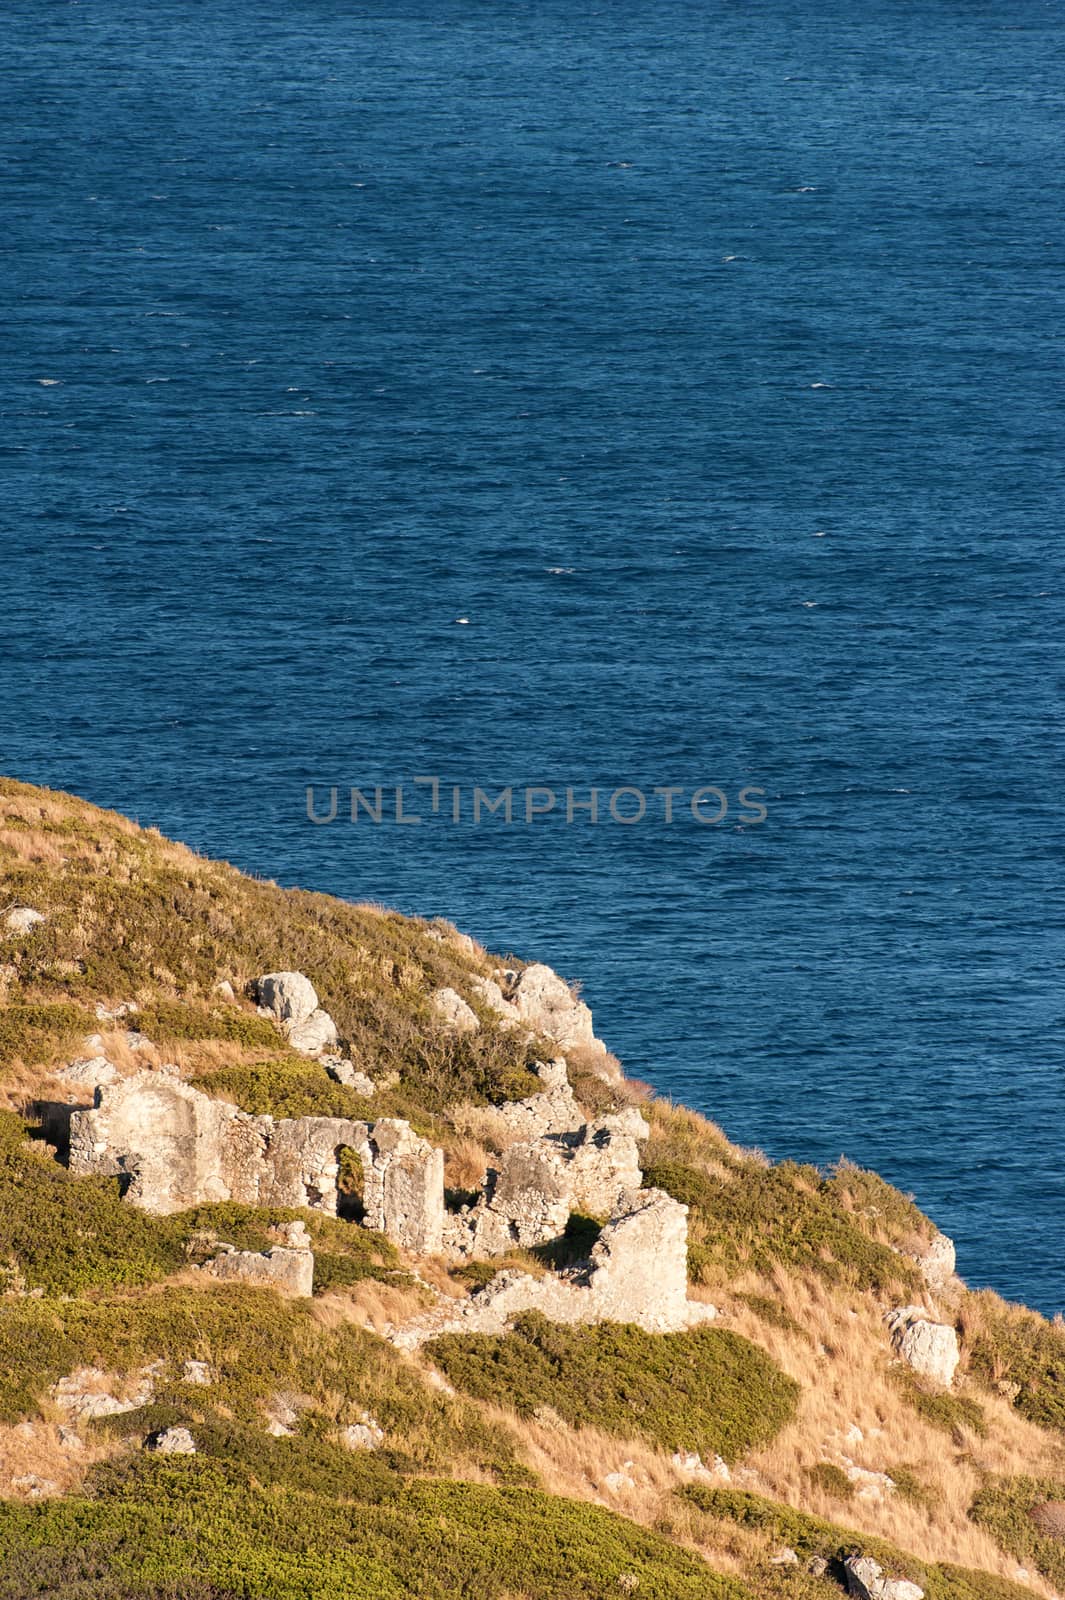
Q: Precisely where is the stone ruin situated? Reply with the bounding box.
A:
[394,1185,708,1348]
[59,962,710,1341]
[68,1071,444,1253]
[445,1102,650,1258]
[207,1220,315,1298]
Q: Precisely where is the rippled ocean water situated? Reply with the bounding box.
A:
[3,1,1063,1311]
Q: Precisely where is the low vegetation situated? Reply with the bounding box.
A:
[0,1464,751,1600]
[682,1486,1036,1600]
[969,1476,1065,1591]
[961,1290,1065,1434]
[427,1311,800,1463]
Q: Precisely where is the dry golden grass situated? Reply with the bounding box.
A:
[313,1278,436,1335]
[448,1101,527,1155]
[0,827,68,867]
[0,1417,118,1502]
[642,1098,747,1172]
[702,1267,1064,1592]
[443,1133,491,1192]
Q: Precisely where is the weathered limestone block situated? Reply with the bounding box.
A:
[907,1232,956,1290]
[256,971,319,1027]
[55,1057,116,1089]
[448,1105,650,1259]
[844,1554,924,1600]
[430,987,479,1034]
[489,1081,586,1144]
[146,1427,197,1456]
[324,1057,377,1095]
[342,1413,384,1450]
[208,1242,314,1297]
[886,1307,960,1387]
[564,1114,649,1216]
[287,1008,339,1055]
[362,1119,444,1254]
[469,975,519,1025]
[69,1071,255,1215]
[587,1187,690,1325]
[470,1142,573,1253]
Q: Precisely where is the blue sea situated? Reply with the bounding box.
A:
[3,1,1063,1312]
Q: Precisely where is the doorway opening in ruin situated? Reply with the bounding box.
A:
[336,1144,366,1222]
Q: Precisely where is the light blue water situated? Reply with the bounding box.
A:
[2,1,1063,1311]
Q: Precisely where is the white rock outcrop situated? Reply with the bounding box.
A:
[506,964,598,1051]
[886,1306,960,1387]
[430,987,480,1034]
[256,971,338,1057]
[908,1231,956,1290]
[146,1427,197,1456]
[342,1413,384,1450]
[844,1554,924,1600]
[3,907,46,935]
[471,964,609,1060]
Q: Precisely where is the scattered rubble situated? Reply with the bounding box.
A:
[671,1451,731,1483]
[323,1056,377,1095]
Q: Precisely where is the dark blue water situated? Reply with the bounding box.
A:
[3,1,1063,1312]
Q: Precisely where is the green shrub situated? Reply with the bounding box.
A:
[428,1311,799,1463]
[962,1296,1065,1434]
[890,1465,937,1511]
[0,1112,185,1297]
[824,1160,934,1251]
[736,1293,804,1336]
[0,1463,751,1600]
[189,1057,376,1120]
[0,1281,524,1487]
[643,1159,920,1295]
[0,1002,96,1071]
[969,1476,1065,1591]
[136,1001,280,1049]
[804,1462,853,1499]
[682,1486,1034,1600]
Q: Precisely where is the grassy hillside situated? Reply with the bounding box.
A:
[1,777,1063,1599]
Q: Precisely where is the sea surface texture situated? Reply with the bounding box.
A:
[3,1,1063,1312]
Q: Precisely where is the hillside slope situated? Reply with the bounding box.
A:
[0,776,1063,1600]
